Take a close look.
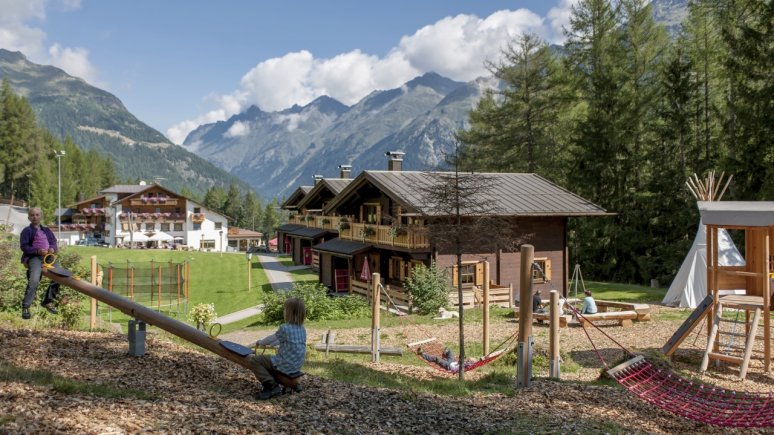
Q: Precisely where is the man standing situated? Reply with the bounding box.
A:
[19,207,60,319]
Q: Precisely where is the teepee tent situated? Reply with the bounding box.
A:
[662,172,745,308]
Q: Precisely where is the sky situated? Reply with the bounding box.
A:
[0,0,577,144]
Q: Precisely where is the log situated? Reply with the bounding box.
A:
[313,343,403,355]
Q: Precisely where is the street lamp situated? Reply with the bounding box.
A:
[54,150,66,244]
[246,251,252,291]
[219,230,224,256]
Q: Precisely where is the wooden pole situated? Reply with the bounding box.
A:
[90,255,97,330]
[371,272,381,363]
[41,269,254,370]
[247,256,252,291]
[517,244,534,388]
[483,261,490,356]
[549,290,560,379]
[763,228,771,372]
[157,266,162,311]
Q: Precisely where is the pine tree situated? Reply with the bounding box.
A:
[223,183,244,226]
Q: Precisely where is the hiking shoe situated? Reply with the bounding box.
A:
[22,308,31,320]
[41,303,58,315]
[255,383,283,400]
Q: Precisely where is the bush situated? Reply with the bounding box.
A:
[405,262,450,314]
[0,241,26,312]
[261,282,370,323]
[53,250,88,329]
[188,303,217,330]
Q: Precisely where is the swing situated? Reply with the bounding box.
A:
[565,300,773,428]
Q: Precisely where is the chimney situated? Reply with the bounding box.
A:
[313,174,324,184]
[338,164,352,179]
[385,151,405,171]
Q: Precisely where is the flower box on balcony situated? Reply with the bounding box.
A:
[361,226,376,237]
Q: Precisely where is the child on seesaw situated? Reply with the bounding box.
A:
[248,298,307,400]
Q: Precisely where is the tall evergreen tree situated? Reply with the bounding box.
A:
[223,183,244,225]
[242,191,263,231]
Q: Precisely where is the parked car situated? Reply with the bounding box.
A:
[76,238,109,247]
[247,245,268,254]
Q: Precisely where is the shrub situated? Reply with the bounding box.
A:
[261,282,370,323]
[405,262,450,314]
[188,303,217,330]
[53,251,88,329]
[0,241,26,312]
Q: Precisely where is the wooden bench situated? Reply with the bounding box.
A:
[596,300,651,321]
[577,310,639,327]
[533,312,572,328]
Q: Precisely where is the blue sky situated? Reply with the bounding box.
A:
[0,0,576,143]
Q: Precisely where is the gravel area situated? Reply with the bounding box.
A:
[1,304,773,433]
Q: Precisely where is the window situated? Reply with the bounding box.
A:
[193,223,201,231]
[133,223,141,232]
[460,264,475,284]
[215,222,222,229]
[201,240,215,249]
[452,262,483,287]
[363,204,378,224]
[160,223,170,232]
[144,223,154,231]
[122,223,129,231]
[173,223,183,232]
[193,207,201,213]
[389,257,405,281]
[532,258,552,283]
[175,207,181,214]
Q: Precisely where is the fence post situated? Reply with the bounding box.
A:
[549,290,561,380]
[371,272,381,363]
[517,244,534,388]
[483,261,490,356]
[90,256,97,330]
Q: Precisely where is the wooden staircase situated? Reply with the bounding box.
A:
[700,295,764,380]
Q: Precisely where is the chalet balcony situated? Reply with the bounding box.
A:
[129,197,179,206]
[339,222,429,249]
[288,214,430,249]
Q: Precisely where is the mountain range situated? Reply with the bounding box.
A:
[0,49,249,197]
[183,72,499,198]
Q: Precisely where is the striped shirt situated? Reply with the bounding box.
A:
[260,323,306,374]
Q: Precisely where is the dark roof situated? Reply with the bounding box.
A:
[324,171,609,217]
[296,178,352,210]
[313,239,371,257]
[277,224,305,232]
[282,186,314,209]
[288,227,330,239]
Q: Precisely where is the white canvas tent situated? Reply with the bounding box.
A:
[662,172,746,308]
[662,220,745,308]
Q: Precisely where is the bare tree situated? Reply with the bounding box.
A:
[417,143,523,380]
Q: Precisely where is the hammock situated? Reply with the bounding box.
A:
[566,300,774,428]
[608,355,773,428]
[408,335,515,375]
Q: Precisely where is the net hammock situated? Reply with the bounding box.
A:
[407,334,516,375]
[566,300,774,428]
[374,283,516,375]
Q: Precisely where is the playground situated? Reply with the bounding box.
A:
[0,302,770,433]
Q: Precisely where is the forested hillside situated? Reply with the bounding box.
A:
[458,0,773,285]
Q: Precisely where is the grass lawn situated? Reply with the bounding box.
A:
[65,247,270,320]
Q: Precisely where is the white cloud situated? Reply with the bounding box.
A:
[225,120,250,138]
[169,8,552,143]
[0,0,101,86]
[548,0,580,43]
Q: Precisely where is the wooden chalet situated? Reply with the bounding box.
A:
[283,153,609,309]
[280,166,352,266]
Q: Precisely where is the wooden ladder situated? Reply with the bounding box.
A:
[700,295,763,380]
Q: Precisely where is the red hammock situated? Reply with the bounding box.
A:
[408,337,512,375]
[608,355,773,428]
[566,300,774,429]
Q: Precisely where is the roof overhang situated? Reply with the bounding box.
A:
[288,227,330,240]
[699,201,774,227]
[313,239,371,258]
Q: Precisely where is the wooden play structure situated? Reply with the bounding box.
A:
[698,201,773,379]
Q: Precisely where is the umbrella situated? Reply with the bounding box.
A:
[149,231,174,242]
[127,232,149,242]
[360,256,371,281]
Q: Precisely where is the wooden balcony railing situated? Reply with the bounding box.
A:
[288,215,430,249]
[339,222,429,249]
[129,198,179,206]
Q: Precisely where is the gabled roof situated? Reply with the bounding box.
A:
[699,201,774,227]
[100,184,147,194]
[324,171,609,217]
[116,183,184,205]
[282,186,314,209]
[67,194,107,208]
[296,178,352,211]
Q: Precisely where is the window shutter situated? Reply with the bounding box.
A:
[475,262,484,285]
[452,265,458,286]
[545,260,552,281]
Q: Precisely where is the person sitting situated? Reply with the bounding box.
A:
[581,290,598,315]
[532,290,546,314]
[248,298,307,400]
[419,347,474,373]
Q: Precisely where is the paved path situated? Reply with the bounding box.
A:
[215,253,309,326]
